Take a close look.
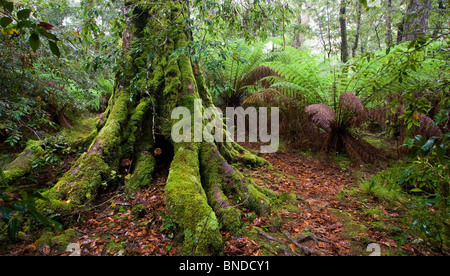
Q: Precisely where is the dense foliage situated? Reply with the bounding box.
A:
[0,0,449,255]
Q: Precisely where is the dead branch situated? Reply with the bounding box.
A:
[283,230,326,256]
[297,234,333,246]
[256,228,278,242]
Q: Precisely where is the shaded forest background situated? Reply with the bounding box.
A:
[0,0,449,256]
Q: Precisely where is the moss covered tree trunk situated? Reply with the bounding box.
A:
[40,0,274,256]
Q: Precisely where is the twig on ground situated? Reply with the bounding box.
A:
[284,230,326,256]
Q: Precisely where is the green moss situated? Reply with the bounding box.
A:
[219,208,243,234]
[17,231,27,241]
[331,208,368,240]
[37,229,79,253]
[105,241,126,255]
[45,153,110,207]
[3,140,44,183]
[199,142,244,234]
[95,91,130,161]
[122,98,153,159]
[165,143,222,256]
[59,117,99,148]
[125,151,156,194]
[131,204,146,219]
[245,227,285,256]
[245,182,272,215]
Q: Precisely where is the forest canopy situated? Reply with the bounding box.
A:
[0,0,449,257]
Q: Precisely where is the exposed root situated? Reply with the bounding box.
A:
[164,142,222,256]
[255,226,329,256]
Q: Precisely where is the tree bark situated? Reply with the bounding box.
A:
[385,0,393,46]
[39,0,273,256]
[433,0,447,39]
[340,0,349,63]
[352,2,362,58]
[402,0,433,42]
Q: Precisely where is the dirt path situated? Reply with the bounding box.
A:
[235,143,418,256]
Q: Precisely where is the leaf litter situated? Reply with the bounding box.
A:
[2,143,421,256]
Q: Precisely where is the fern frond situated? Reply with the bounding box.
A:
[237,65,279,91]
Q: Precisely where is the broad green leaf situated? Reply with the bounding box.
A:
[50,219,64,231]
[4,1,14,13]
[17,9,31,21]
[420,139,435,154]
[7,217,19,241]
[43,31,58,41]
[29,33,40,52]
[0,17,13,28]
[49,40,60,58]
[17,19,32,28]
[12,201,28,213]
[0,206,13,221]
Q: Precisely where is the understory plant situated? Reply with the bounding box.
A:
[368,132,449,252]
[0,170,63,242]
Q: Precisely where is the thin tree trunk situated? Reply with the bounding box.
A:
[340,0,349,63]
[397,14,405,44]
[385,0,393,46]
[352,2,362,58]
[433,0,447,39]
[283,4,286,50]
[326,1,333,59]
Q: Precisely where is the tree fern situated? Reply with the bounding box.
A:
[259,47,334,105]
[206,41,290,107]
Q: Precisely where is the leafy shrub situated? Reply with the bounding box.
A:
[0,170,63,242]
[0,1,114,146]
[369,132,449,251]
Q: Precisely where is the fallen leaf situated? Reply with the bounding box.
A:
[42,244,50,255]
[289,243,296,252]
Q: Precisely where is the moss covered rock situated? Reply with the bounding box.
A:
[37,229,79,253]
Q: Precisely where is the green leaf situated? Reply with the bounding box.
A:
[420,139,435,154]
[0,16,13,28]
[0,206,13,221]
[7,217,19,241]
[48,40,60,58]
[12,200,28,213]
[42,30,58,41]
[410,188,423,193]
[4,1,14,13]
[17,9,31,21]
[29,33,40,52]
[27,204,51,226]
[50,219,64,231]
[17,19,32,28]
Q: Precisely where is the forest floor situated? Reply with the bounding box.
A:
[1,133,432,256]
